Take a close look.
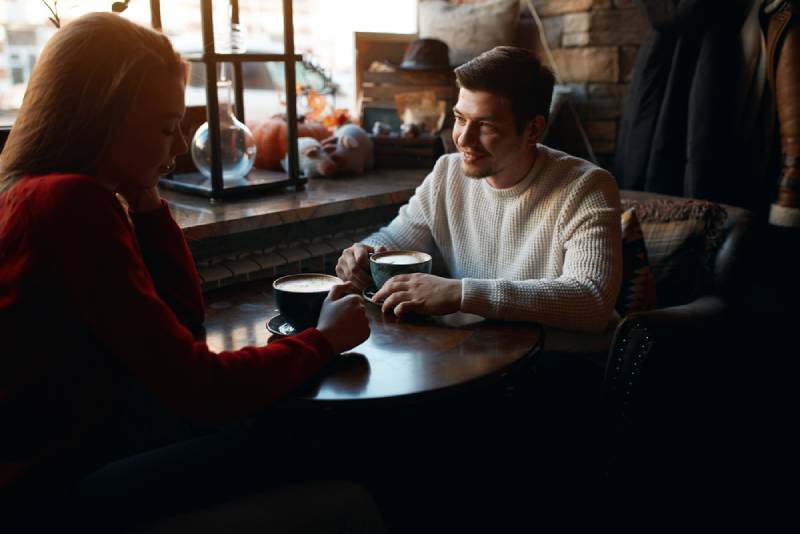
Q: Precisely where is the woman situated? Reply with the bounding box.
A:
[0,12,376,532]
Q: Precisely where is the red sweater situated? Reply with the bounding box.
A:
[0,173,335,490]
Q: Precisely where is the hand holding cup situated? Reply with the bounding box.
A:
[336,243,386,290]
[316,282,370,354]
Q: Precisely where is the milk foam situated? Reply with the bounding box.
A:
[276,276,337,293]
[374,254,424,265]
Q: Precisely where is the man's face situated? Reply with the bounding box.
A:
[451,88,538,185]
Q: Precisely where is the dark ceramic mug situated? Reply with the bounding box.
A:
[273,273,342,331]
[369,250,433,290]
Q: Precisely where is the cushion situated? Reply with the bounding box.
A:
[418,0,520,66]
[621,198,728,307]
[616,208,658,316]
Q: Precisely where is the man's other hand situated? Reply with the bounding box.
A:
[373,274,462,317]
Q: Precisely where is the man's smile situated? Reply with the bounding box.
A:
[460,150,488,163]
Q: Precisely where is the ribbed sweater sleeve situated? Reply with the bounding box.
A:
[361,157,443,255]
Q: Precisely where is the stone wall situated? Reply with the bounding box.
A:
[530,0,650,169]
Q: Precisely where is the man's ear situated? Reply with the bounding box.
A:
[526,116,546,147]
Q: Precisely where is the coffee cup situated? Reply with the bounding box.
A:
[273,273,342,331]
[369,250,433,290]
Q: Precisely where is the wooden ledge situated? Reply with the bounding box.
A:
[162,168,427,241]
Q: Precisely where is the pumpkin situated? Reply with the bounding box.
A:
[249,115,331,170]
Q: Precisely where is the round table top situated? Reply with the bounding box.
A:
[204,281,542,405]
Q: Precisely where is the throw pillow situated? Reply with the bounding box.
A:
[621,197,728,308]
[616,208,658,316]
[418,0,521,66]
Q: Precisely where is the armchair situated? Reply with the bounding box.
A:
[604,190,753,434]
[596,190,754,529]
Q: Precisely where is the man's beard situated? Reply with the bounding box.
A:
[461,158,490,179]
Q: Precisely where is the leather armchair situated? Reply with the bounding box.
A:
[604,190,753,429]
[596,190,754,527]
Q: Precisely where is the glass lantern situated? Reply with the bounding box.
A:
[153,0,305,199]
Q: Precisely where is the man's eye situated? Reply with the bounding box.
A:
[455,116,466,125]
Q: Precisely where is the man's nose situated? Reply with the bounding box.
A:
[457,121,479,147]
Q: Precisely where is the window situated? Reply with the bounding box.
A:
[10,67,23,85]
[0,0,417,127]
[7,29,36,46]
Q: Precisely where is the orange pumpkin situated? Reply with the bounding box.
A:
[249,116,331,170]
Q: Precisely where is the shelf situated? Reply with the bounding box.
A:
[183,53,303,63]
[160,167,428,240]
[160,168,306,199]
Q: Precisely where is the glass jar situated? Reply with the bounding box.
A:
[190,79,257,183]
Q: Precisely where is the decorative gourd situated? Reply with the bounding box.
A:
[249,115,331,170]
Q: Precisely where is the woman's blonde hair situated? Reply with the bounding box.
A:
[0,12,188,192]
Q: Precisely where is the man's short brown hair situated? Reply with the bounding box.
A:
[454,46,555,132]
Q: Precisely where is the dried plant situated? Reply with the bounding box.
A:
[111,1,131,13]
[41,0,130,29]
[41,0,60,28]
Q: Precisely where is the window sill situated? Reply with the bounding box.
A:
[162,167,426,241]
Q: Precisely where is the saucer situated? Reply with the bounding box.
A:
[266,314,297,337]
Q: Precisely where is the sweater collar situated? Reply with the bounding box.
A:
[479,145,548,199]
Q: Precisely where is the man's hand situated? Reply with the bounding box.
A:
[316,282,370,354]
[335,243,386,290]
[373,273,462,318]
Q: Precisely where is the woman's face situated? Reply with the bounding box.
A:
[102,71,187,190]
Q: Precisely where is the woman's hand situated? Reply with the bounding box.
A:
[117,185,163,213]
[316,282,370,354]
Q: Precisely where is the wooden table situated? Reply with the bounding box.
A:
[204,281,542,406]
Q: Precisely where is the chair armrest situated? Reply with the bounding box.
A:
[603,295,727,423]
[615,294,726,336]
[599,295,728,476]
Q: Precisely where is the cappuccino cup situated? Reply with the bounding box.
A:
[369,250,433,290]
[273,273,342,331]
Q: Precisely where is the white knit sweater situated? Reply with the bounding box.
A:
[362,145,622,333]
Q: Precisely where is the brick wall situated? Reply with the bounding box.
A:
[190,205,400,293]
[531,0,649,169]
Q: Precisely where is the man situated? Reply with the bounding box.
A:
[337,46,622,333]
